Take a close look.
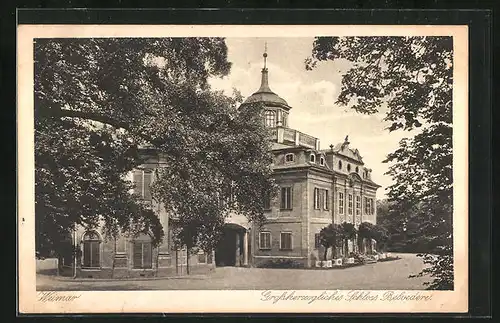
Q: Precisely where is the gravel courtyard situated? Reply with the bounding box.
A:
[37,253,431,291]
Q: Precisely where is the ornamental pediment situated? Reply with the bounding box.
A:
[347,172,363,186]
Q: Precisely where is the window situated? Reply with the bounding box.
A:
[280,187,292,209]
[310,154,316,163]
[263,191,271,210]
[197,251,207,264]
[338,160,342,170]
[264,110,276,127]
[314,233,321,249]
[338,192,344,214]
[259,232,271,250]
[228,181,235,204]
[280,232,292,250]
[82,231,101,268]
[285,153,294,163]
[356,195,361,215]
[348,194,353,215]
[116,237,127,254]
[320,157,325,166]
[323,189,329,210]
[314,188,320,209]
[133,169,153,202]
[282,113,288,127]
[133,234,153,269]
[355,166,359,173]
[365,198,374,215]
[347,164,351,172]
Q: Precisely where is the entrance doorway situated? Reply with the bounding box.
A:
[215,224,249,267]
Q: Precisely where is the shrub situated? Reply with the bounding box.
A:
[348,252,365,264]
[257,259,304,269]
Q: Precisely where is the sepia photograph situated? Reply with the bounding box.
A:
[18,24,468,313]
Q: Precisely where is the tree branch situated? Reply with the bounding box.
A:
[40,108,165,147]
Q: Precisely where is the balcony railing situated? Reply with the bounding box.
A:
[272,127,319,149]
[283,128,295,142]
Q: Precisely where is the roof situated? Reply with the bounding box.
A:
[324,141,364,164]
[241,68,291,110]
[270,142,295,150]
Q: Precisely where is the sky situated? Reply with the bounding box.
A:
[208,37,408,199]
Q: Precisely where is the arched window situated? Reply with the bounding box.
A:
[285,153,294,163]
[320,157,325,166]
[347,164,351,172]
[310,154,316,163]
[133,233,153,269]
[264,110,276,127]
[355,166,359,173]
[82,231,101,268]
[282,113,288,127]
[338,160,342,170]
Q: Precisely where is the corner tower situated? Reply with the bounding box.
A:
[240,43,292,128]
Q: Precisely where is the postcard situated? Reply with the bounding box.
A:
[18,24,468,313]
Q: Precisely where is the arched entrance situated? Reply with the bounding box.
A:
[215,223,250,267]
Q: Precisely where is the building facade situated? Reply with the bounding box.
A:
[242,52,381,267]
[64,50,380,277]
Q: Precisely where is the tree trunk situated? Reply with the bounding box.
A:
[186,248,190,275]
[323,247,328,261]
[155,248,160,277]
[111,237,116,279]
[175,248,179,275]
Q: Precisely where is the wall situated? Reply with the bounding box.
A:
[253,167,309,266]
[308,171,333,221]
[264,171,307,219]
[73,225,215,278]
[36,258,59,275]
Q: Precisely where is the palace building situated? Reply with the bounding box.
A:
[63,49,380,278]
[239,51,381,267]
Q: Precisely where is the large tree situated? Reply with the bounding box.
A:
[306,36,453,290]
[35,38,276,258]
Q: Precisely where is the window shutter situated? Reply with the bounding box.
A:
[263,192,270,209]
[133,242,143,268]
[281,233,292,250]
[143,243,152,269]
[83,243,91,267]
[281,188,286,209]
[133,171,143,196]
[143,171,152,201]
[91,242,100,267]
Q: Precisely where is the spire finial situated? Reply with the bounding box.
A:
[263,41,268,69]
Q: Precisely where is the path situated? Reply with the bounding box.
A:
[36,253,431,291]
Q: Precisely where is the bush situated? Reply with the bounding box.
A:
[257,259,304,269]
[348,252,365,264]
